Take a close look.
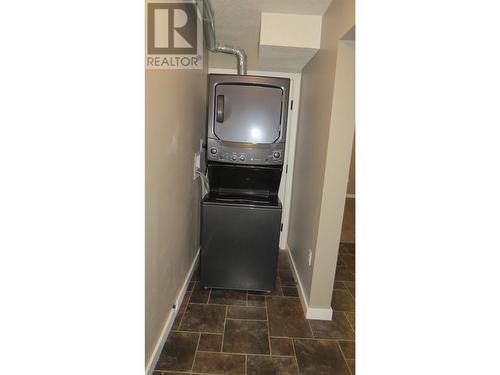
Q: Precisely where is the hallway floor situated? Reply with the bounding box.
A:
[153,242,355,375]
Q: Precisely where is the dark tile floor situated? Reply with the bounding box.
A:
[154,244,355,374]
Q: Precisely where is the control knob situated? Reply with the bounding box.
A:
[240,155,245,161]
[273,151,281,159]
[210,147,217,155]
[231,155,237,161]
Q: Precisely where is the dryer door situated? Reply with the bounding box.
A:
[214,84,284,144]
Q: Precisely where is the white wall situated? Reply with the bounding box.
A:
[260,13,321,49]
[145,63,207,364]
[310,40,355,307]
[287,0,355,314]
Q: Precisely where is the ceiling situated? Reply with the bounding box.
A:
[208,0,334,72]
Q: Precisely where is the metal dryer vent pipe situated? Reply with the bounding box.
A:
[202,0,247,75]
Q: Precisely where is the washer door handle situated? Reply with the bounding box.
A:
[216,95,225,123]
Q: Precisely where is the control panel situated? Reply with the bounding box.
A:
[207,139,284,166]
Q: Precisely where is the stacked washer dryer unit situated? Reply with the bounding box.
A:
[201,74,290,292]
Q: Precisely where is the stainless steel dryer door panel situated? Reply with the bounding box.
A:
[214,84,284,144]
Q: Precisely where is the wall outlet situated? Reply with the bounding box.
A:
[308,249,312,266]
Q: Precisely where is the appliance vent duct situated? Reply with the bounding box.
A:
[202,0,247,75]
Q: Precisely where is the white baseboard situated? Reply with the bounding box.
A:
[145,248,200,375]
[346,193,355,199]
[306,306,334,320]
[285,246,333,321]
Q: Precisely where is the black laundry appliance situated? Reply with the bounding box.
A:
[200,74,290,292]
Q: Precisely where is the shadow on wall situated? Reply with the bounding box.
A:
[347,135,355,195]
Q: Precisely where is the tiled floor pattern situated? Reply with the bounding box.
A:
[155,244,355,374]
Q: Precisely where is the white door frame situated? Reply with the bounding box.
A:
[207,68,302,249]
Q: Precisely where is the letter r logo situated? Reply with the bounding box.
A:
[147,2,197,55]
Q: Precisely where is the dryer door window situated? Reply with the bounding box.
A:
[214,84,283,144]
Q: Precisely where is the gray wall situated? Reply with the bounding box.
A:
[347,135,355,195]
[287,0,355,307]
[310,40,355,307]
[145,63,207,363]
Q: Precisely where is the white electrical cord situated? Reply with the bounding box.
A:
[196,169,209,198]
